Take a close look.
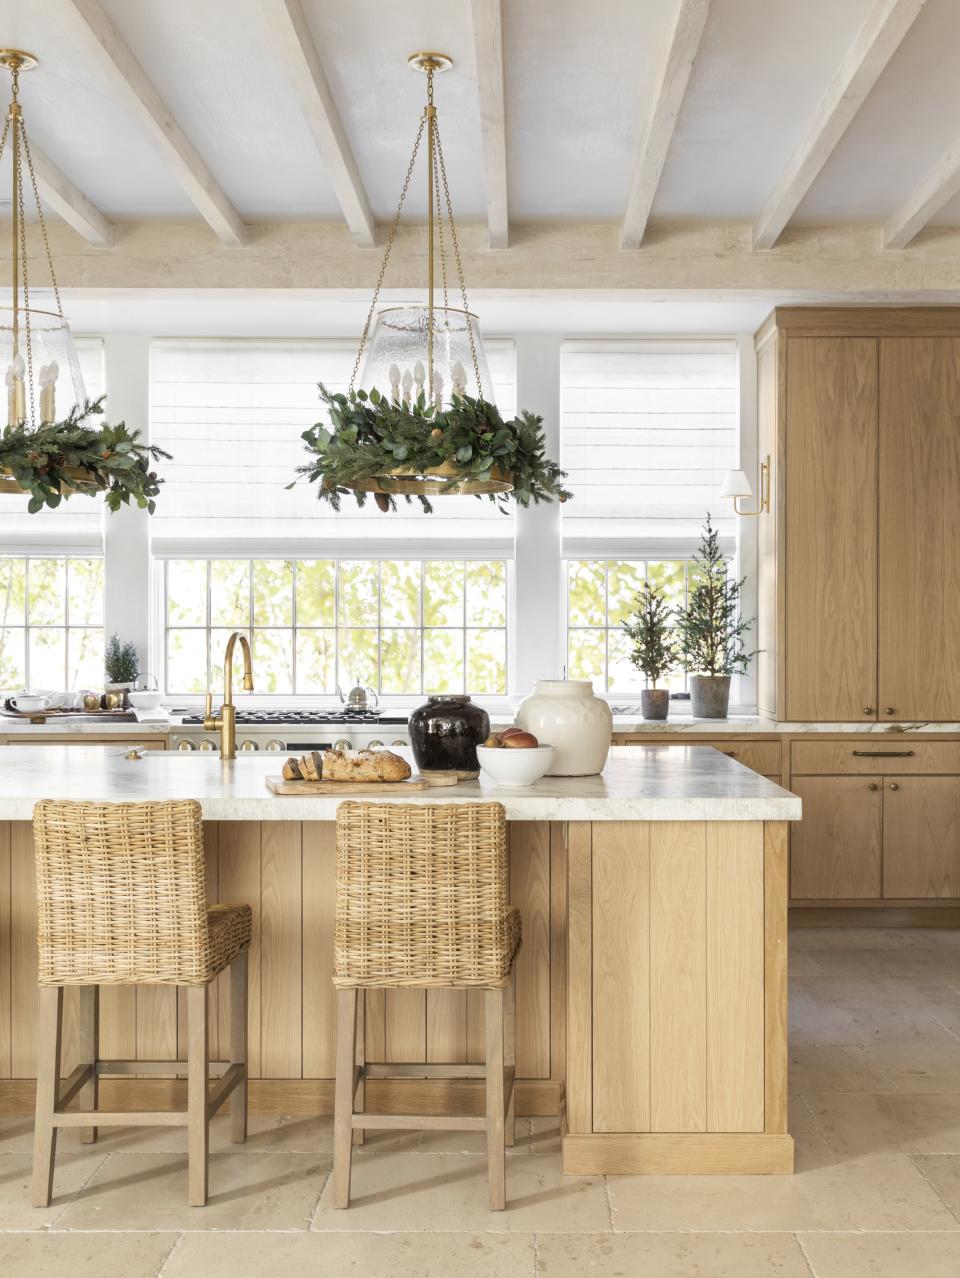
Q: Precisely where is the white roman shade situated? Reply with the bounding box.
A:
[560,340,738,558]
[149,338,517,558]
[0,338,106,550]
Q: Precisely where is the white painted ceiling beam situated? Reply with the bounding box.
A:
[752,0,926,249]
[469,0,509,249]
[884,136,960,248]
[58,0,247,245]
[619,0,711,250]
[258,0,375,248]
[27,141,114,246]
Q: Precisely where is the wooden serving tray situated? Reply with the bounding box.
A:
[265,772,459,796]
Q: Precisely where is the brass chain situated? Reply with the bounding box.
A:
[349,112,427,392]
[21,127,65,319]
[431,126,449,313]
[2,61,66,428]
[433,119,482,398]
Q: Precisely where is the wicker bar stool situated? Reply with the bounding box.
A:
[31,798,252,1208]
[333,800,521,1210]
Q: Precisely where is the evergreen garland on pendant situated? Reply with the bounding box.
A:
[292,384,571,514]
[0,396,171,514]
[675,515,758,677]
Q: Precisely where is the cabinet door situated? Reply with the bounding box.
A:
[879,338,960,719]
[785,338,878,720]
[789,776,882,900]
[882,776,960,899]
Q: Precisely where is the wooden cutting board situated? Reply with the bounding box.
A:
[265,772,458,795]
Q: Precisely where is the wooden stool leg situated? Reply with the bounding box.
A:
[187,985,209,1207]
[353,989,365,1147]
[504,969,516,1148]
[333,988,357,1209]
[32,986,63,1208]
[485,987,506,1211]
[77,985,99,1145]
[230,951,248,1144]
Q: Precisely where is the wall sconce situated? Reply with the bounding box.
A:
[720,454,771,516]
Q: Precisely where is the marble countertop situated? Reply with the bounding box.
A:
[3,712,960,737]
[0,744,800,822]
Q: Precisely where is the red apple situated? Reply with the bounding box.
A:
[502,730,539,749]
[499,726,525,740]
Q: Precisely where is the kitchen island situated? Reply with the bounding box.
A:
[0,745,799,1175]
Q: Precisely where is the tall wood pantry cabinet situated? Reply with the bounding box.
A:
[756,308,960,724]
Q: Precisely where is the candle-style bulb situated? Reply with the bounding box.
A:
[401,368,413,406]
[413,360,425,394]
[433,368,444,409]
[388,363,401,404]
[11,352,25,377]
[452,361,467,396]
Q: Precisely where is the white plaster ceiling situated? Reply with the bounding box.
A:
[0,0,958,230]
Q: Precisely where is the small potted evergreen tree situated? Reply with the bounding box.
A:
[675,515,757,719]
[621,580,677,720]
[104,634,140,707]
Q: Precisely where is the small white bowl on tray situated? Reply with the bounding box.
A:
[476,744,554,787]
[128,690,163,711]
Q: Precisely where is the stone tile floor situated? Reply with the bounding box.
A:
[1,926,960,1275]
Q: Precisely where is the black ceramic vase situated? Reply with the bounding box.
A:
[408,694,490,777]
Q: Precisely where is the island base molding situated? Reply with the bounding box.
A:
[563,1132,795,1175]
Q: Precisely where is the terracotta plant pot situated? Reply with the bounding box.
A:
[640,688,670,721]
[689,674,731,719]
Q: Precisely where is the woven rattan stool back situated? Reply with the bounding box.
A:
[33,799,212,986]
[334,800,519,989]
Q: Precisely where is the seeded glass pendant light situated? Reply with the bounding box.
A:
[353,54,497,416]
[0,50,86,439]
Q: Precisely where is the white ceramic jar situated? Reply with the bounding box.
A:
[515,680,613,776]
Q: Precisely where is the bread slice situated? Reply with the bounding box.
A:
[300,751,320,782]
[321,748,412,782]
[282,757,302,781]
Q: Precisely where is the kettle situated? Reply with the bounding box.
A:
[338,677,379,711]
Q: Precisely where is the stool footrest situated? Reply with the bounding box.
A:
[351,1112,487,1132]
[363,1062,486,1080]
[53,1108,188,1128]
[96,1059,231,1077]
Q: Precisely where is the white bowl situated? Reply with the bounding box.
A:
[477,744,555,787]
[128,691,162,710]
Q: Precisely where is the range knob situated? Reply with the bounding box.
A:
[239,739,258,752]
[265,738,285,752]
[368,738,384,749]
[392,738,408,747]
[197,739,217,752]
[333,738,352,752]
[177,739,196,752]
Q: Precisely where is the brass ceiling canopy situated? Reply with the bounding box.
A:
[407,51,453,75]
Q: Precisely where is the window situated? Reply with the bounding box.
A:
[0,556,104,692]
[149,339,517,554]
[566,559,697,694]
[164,558,508,697]
[560,340,738,558]
[0,339,106,549]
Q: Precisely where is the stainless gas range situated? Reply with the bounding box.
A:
[170,709,411,754]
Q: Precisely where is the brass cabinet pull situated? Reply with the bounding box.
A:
[723,750,736,757]
[868,782,878,791]
[884,707,896,715]
[862,706,874,715]
[851,750,915,758]
[889,782,900,791]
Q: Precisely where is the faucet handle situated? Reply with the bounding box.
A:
[204,692,213,723]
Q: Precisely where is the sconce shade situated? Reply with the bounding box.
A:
[720,468,753,499]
